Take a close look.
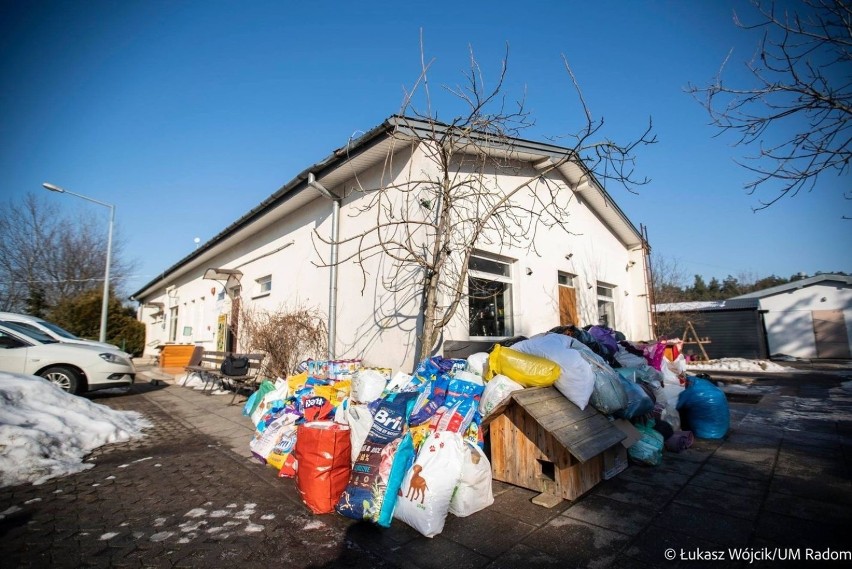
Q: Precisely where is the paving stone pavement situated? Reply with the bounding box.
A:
[1,365,851,568]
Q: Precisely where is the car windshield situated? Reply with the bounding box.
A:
[35,319,81,340]
[0,320,58,344]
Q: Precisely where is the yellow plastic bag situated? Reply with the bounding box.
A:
[486,345,560,388]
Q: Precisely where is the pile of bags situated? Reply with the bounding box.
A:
[243,356,495,537]
[241,326,730,537]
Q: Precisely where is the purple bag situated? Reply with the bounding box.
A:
[587,326,618,356]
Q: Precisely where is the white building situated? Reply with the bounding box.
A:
[131,116,653,372]
[731,274,852,359]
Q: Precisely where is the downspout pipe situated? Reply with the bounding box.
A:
[308,173,339,360]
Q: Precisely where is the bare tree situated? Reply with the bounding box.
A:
[239,303,328,378]
[688,0,851,213]
[649,254,698,339]
[315,43,654,361]
[0,192,133,312]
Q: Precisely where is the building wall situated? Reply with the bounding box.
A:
[138,141,652,373]
[758,281,852,358]
[684,311,767,360]
[139,195,333,356]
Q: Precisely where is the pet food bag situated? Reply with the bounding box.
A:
[336,392,417,527]
[249,410,299,463]
[394,431,465,537]
[295,421,352,514]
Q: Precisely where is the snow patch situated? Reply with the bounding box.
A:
[0,372,151,487]
[302,520,325,531]
[0,505,22,520]
[687,358,793,373]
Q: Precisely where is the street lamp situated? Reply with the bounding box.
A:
[42,182,114,344]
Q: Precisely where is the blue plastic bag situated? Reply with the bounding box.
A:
[614,375,654,419]
[676,376,730,439]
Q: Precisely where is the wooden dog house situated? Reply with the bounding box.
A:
[487,386,626,501]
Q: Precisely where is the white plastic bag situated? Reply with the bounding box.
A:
[466,352,489,376]
[394,431,465,538]
[661,380,684,431]
[334,399,374,464]
[449,441,494,517]
[351,369,387,403]
[513,334,595,410]
[479,374,524,417]
[668,354,687,376]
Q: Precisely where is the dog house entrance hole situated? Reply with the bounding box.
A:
[537,459,556,481]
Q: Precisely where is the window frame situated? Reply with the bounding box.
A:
[253,275,272,299]
[468,252,514,340]
[596,282,616,328]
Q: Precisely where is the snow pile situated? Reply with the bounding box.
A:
[686,358,793,373]
[177,372,230,395]
[0,372,152,487]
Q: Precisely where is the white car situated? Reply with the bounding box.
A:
[0,311,126,354]
[0,322,136,394]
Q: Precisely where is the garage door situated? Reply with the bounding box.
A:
[813,310,851,359]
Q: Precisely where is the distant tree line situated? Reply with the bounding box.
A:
[0,193,144,355]
[650,253,846,339]
[659,271,847,303]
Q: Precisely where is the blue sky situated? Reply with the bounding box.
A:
[1,0,848,297]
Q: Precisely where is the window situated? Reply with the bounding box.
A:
[468,254,513,338]
[256,275,272,295]
[168,306,179,342]
[0,330,28,349]
[596,283,615,328]
[557,273,576,287]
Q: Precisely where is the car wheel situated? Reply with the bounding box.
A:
[40,366,82,394]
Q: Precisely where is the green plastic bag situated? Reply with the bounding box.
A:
[628,422,664,466]
[243,380,275,418]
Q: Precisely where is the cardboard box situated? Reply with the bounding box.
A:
[602,445,628,480]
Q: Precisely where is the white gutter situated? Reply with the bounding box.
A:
[308,173,339,360]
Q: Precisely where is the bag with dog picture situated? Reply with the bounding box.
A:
[394,430,465,538]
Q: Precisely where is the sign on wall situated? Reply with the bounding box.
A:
[216,314,227,352]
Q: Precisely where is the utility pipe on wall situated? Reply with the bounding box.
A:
[308,173,339,360]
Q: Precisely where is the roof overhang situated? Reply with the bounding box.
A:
[131,115,646,299]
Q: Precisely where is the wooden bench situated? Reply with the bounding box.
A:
[184,350,266,405]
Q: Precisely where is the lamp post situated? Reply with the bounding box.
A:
[42,182,114,343]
